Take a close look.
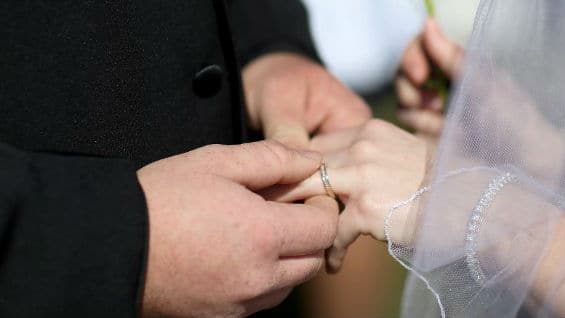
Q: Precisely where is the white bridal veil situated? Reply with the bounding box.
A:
[386,0,565,317]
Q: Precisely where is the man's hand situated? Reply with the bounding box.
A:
[243,53,372,148]
[137,141,339,318]
[396,19,464,137]
[261,120,429,272]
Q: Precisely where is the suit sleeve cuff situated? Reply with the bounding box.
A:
[0,144,148,318]
[230,0,323,67]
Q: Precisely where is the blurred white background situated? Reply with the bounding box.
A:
[302,0,480,95]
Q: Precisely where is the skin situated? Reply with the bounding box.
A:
[531,218,565,315]
[137,52,372,317]
[263,116,565,314]
[269,19,565,313]
[486,185,565,316]
[262,119,430,272]
[139,141,339,318]
[243,52,373,149]
[395,19,464,138]
[244,52,385,317]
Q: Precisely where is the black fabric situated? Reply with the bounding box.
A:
[230,0,323,66]
[0,144,147,317]
[0,1,243,168]
[0,0,320,317]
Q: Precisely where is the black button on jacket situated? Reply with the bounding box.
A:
[0,1,319,317]
[193,65,225,98]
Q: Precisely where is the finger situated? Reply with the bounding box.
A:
[246,287,293,315]
[325,206,362,273]
[400,36,430,85]
[275,252,324,290]
[209,141,322,190]
[264,120,310,149]
[397,109,444,136]
[316,93,373,134]
[309,127,360,153]
[423,19,464,78]
[420,89,444,112]
[256,71,312,149]
[395,75,423,109]
[270,195,339,257]
[305,74,372,135]
[262,160,352,203]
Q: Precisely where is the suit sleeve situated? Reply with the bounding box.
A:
[0,143,148,318]
[229,0,322,66]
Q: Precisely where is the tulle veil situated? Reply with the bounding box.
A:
[387,0,565,317]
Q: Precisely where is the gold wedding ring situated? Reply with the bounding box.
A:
[320,162,337,199]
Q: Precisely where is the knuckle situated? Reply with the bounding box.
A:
[357,196,379,222]
[192,144,228,169]
[350,140,377,162]
[300,61,326,80]
[360,118,389,136]
[199,143,225,155]
[260,140,291,167]
[303,258,324,280]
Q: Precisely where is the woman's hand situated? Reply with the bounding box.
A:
[396,19,464,138]
[262,119,430,272]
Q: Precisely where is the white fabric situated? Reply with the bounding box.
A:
[387,0,565,317]
[302,0,422,94]
[430,0,481,47]
[301,0,480,94]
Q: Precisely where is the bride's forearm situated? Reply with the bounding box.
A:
[530,218,565,315]
[485,180,565,315]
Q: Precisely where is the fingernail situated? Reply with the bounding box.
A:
[326,255,342,274]
[297,150,322,161]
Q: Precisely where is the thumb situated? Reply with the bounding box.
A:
[423,19,464,78]
[263,116,311,149]
[211,141,322,190]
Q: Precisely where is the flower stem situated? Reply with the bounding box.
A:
[424,0,435,17]
[423,0,449,102]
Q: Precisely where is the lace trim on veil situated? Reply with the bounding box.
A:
[384,166,517,318]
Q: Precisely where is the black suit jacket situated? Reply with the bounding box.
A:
[0,1,319,317]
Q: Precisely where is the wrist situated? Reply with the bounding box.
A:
[136,169,168,318]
